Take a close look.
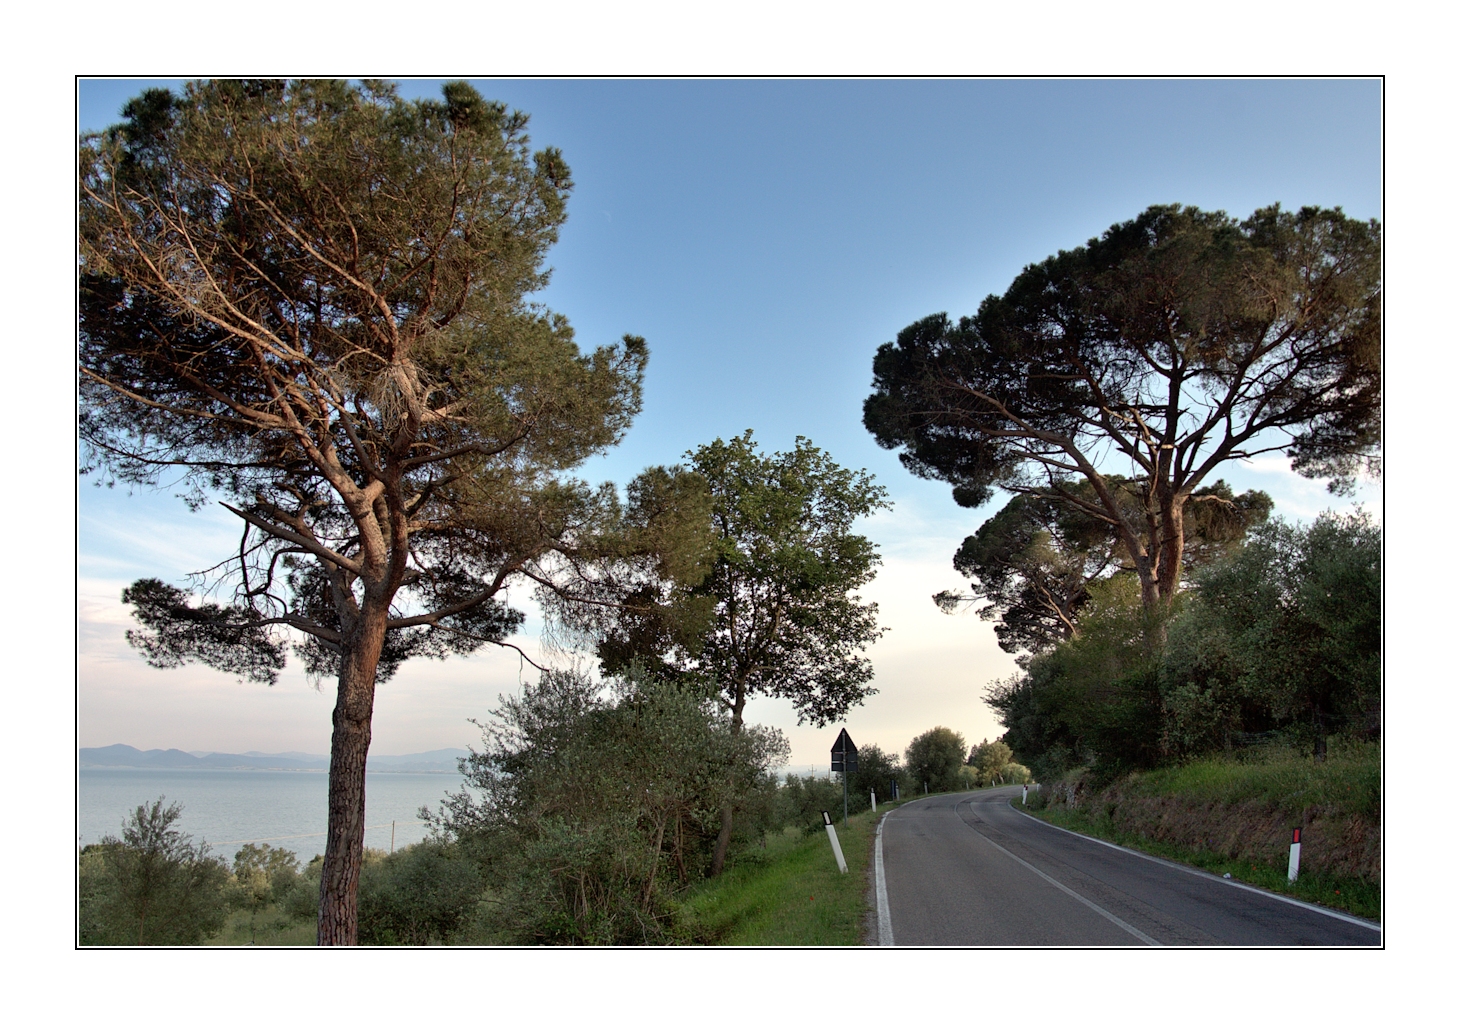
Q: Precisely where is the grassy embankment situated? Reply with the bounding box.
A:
[1013,742,1380,921]
[675,801,912,945]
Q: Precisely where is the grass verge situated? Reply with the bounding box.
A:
[675,802,906,945]
[1011,800,1380,922]
[204,906,317,946]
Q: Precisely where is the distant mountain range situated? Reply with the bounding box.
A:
[78,744,471,773]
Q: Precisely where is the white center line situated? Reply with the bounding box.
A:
[958,799,1161,946]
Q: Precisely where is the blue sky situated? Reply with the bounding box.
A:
[77,78,1382,766]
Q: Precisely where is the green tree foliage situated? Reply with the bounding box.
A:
[433,668,788,944]
[79,79,708,943]
[985,576,1169,781]
[79,799,230,945]
[846,743,908,808]
[774,745,911,825]
[588,432,889,874]
[988,512,1380,776]
[866,204,1380,618]
[1161,512,1381,761]
[905,727,969,793]
[281,854,327,922]
[967,739,1030,785]
[936,481,1270,658]
[226,843,304,944]
[771,774,850,832]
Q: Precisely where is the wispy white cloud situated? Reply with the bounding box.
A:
[1233,456,1382,524]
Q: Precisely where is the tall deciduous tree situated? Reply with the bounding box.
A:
[79,80,706,943]
[589,433,889,874]
[865,204,1380,618]
[904,727,968,793]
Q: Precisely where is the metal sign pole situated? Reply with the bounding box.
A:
[842,734,849,825]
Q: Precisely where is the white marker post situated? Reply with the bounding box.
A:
[871,790,877,813]
[1287,827,1302,883]
[1022,784,1028,805]
[822,811,848,873]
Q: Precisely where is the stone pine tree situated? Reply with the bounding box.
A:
[865,204,1380,623]
[935,479,1272,658]
[79,80,710,943]
[587,432,889,875]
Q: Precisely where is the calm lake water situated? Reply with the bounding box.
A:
[78,768,470,862]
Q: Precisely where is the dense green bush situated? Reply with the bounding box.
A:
[967,739,1031,785]
[771,773,847,831]
[846,743,910,808]
[357,841,483,945]
[434,667,787,944]
[988,575,1166,781]
[988,513,1380,776]
[1161,512,1380,760]
[281,854,325,923]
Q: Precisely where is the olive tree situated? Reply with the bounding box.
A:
[79,799,230,945]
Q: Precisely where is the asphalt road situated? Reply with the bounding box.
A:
[875,787,1380,946]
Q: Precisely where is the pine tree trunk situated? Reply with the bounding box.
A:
[316,605,387,945]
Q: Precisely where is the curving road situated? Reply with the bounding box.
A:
[874,786,1380,946]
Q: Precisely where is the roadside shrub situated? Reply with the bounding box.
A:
[282,854,324,922]
[846,743,910,807]
[433,667,787,944]
[771,773,846,832]
[985,577,1173,781]
[1163,513,1380,761]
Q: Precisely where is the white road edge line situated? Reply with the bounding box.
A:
[958,799,1162,947]
[1009,800,1381,933]
[875,812,894,946]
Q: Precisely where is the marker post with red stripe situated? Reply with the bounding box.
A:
[1287,827,1302,883]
